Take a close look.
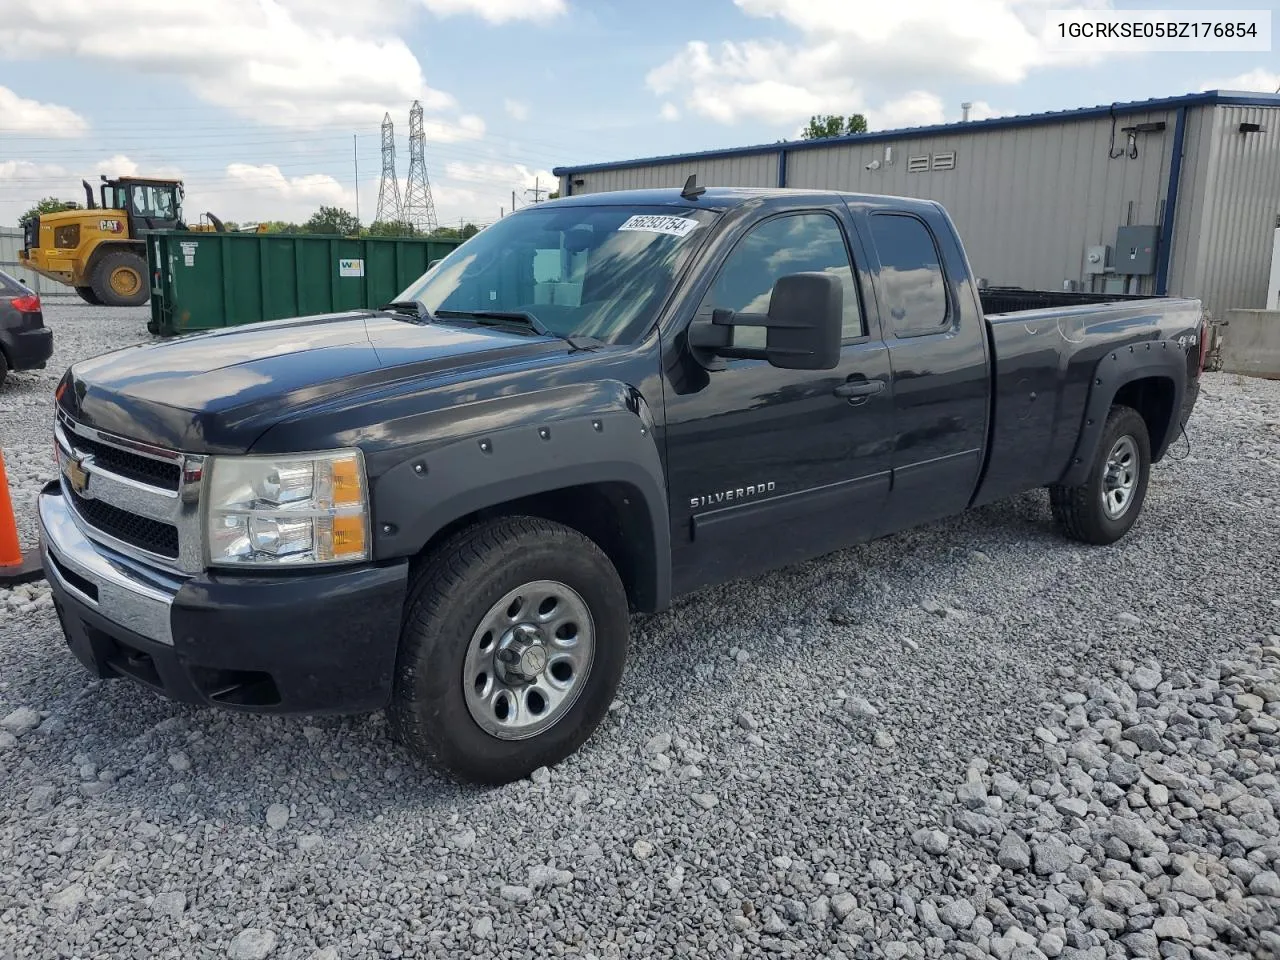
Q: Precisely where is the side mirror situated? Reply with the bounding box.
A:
[687,272,843,371]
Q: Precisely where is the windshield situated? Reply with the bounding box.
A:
[395,204,719,344]
[112,183,180,220]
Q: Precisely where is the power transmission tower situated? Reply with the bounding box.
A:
[374,112,402,226]
[403,100,439,233]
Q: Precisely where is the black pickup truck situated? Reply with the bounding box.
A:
[39,186,1206,784]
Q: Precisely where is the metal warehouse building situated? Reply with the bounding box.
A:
[554,91,1280,321]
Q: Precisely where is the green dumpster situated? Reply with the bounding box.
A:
[144,231,465,336]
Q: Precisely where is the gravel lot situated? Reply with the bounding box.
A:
[1,301,1279,960]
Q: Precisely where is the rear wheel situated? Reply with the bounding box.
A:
[1050,405,1151,545]
[75,286,102,305]
[0,349,8,387]
[388,516,629,785]
[91,250,149,307]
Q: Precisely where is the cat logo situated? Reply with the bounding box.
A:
[99,219,123,233]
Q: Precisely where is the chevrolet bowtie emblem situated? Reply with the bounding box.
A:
[66,454,92,498]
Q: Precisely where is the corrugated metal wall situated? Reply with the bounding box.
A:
[1187,105,1280,318]
[561,154,778,196]
[785,109,1179,298]
[1164,107,1216,309]
[0,227,66,296]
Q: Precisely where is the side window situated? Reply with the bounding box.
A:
[699,212,864,348]
[867,214,949,337]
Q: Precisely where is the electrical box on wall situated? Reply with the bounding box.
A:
[1084,244,1111,275]
[1115,225,1159,275]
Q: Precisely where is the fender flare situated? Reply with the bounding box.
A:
[1058,339,1186,486]
[371,404,671,612]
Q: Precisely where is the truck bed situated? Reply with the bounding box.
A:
[974,294,1204,507]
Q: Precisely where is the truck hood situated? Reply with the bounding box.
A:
[57,310,567,453]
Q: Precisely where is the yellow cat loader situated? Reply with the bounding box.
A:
[18,176,253,307]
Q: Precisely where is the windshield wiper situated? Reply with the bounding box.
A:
[434,309,603,351]
[379,300,433,322]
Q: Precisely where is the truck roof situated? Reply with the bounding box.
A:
[541,186,941,215]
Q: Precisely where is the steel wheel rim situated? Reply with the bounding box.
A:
[463,579,595,740]
[110,267,140,296]
[1101,434,1139,519]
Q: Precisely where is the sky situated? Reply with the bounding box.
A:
[0,0,1276,229]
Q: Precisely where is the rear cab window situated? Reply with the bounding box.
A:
[867,214,950,338]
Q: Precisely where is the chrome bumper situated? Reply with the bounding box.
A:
[38,484,183,646]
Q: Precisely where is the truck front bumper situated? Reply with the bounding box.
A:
[38,482,409,715]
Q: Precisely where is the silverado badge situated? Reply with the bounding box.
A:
[65,454,92,499]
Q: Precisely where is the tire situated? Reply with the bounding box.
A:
[75,285,102,305]
[90,250,149,307]
[389,516,630,785]
[0,349,8,388]
[1050,405,1151,545]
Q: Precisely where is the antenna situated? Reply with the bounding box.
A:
[403,100,439,233]
[680,173,705,200]
[375,112,403,226]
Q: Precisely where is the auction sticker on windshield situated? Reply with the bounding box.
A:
[617,215,702,238]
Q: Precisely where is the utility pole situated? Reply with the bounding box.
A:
[403,100,439,233]
[525,176,548,204]
[353,134,360,224]
[375,112,403,227]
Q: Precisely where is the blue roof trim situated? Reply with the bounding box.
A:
[553,91,1280,177]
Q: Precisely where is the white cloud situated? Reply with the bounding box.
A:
[418,0,566,23]
[92,155,184,180]
[660,102,681,121]
[422,114,488,143]
[0,86,89,137]
[504,99,530,121]
[1200,68,1280,94]
[0,1,471,132]
[961,101,1006,122]
[648,0,1118,126]
[865,92,947,131]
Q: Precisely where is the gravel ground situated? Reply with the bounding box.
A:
[1,301,1278,960]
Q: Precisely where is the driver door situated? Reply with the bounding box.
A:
[662,206,895,594]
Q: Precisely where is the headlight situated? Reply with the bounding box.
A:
[205,449,370,567]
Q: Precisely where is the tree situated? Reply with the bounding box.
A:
[429,223,479,240]
[262,220,301,233]
[19,197,80,226]
[801,114,868,140]
[303,206,361,236]
[368,219,419,237]
[547,190,560,200]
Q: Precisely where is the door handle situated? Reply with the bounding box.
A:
[833,378,885,399]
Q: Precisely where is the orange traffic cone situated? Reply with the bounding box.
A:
[0,448,45,585]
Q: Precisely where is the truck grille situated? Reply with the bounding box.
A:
[67,488,180,559]
[55,408,206,573]
[70,433,182,491]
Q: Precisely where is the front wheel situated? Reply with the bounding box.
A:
[91,250,149,307]
[75,285,102,305]
[388,516,630,785]
[1050,404,1151,545]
